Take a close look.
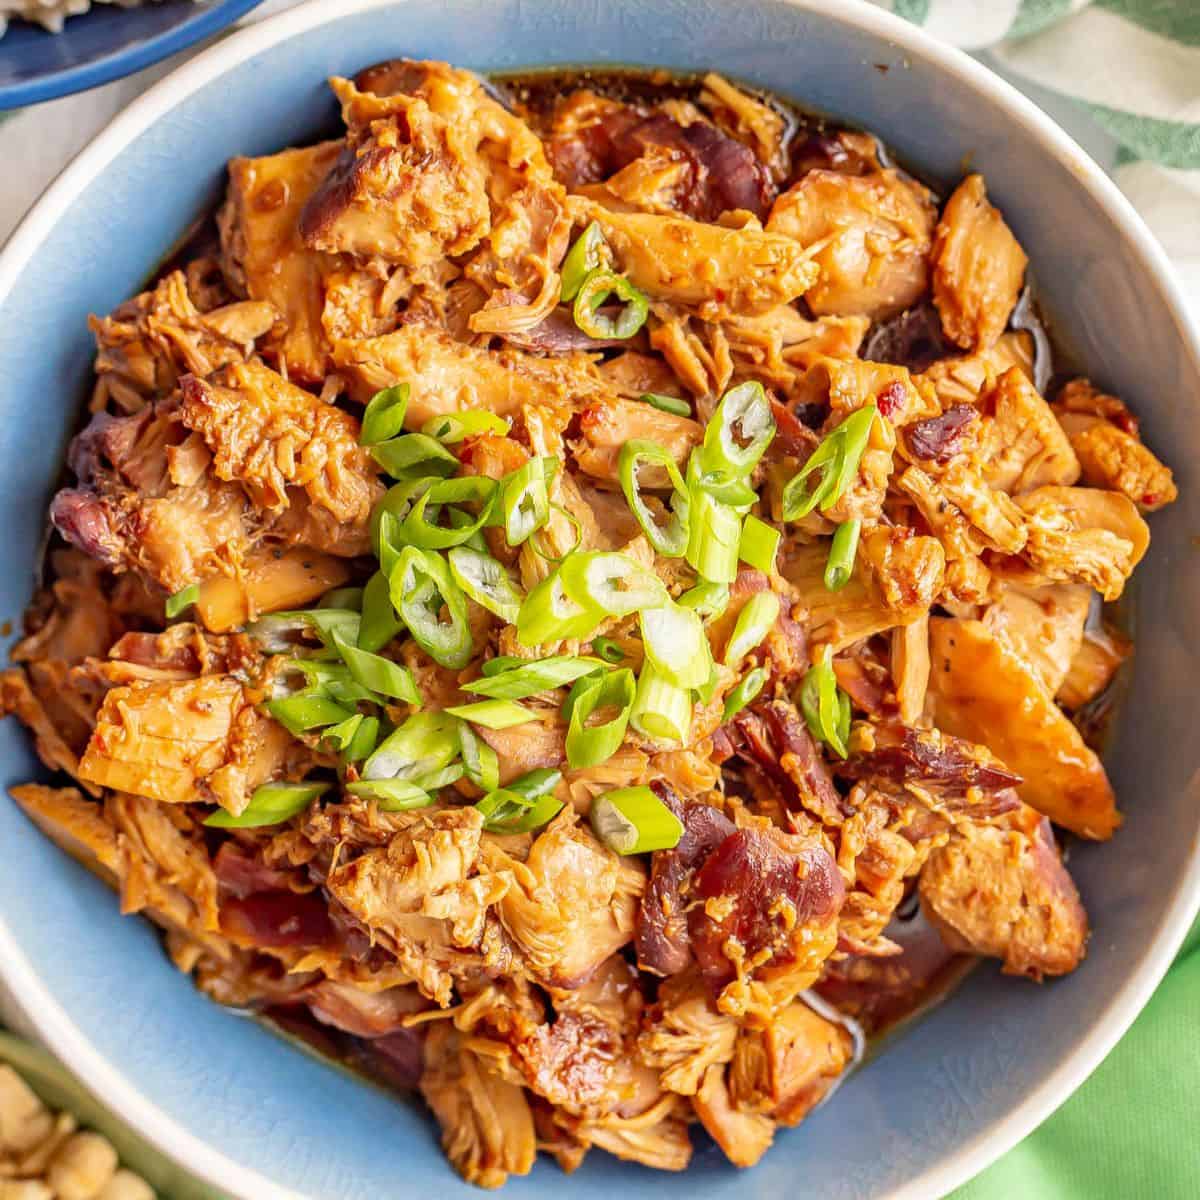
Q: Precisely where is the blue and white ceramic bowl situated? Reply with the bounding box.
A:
[0,0,263,110]
[0,2,1197,1197]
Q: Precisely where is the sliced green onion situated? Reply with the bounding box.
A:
[320,586,365,611]
[560,220,608,302]
[364,711,459,781]
[322,713,364,752]
[282,657,374,707]
[724,591,781,666]
[685,486,742,584]
[517,571,602,646]
[205,781,329,829]
[630,665,692,744]
[395,476,498,550]
[799,645,850,759]
[445,699,538,730]
[370,478,435,559]
[640,602,711,689]
[266,693,354,736]
[458,721,500,793]
[723,666,767,720]
[739,514,781,575]
[333,635,421,704]
[529,502,584,565]
[377,509,404,581]
[566,668,636,769]
[342,714,379,764]
[346,778,434,811]
[700,381,775,477]
[371,433,459,480]
[695,661,721,704]
[559,551,669,618]
[411,763,465,792]
[420,410,509,444]
[360,383,409,446]
[591,637,626,664]
[164,583,199,620]
[824,518,861,592]
[782,403,876,520]
[476,768,564,833]
[618,439,690,557]
[573,268,649,339]
[357,571,403,653]
[640,392,691,418]
[390,546,473,670]
[501,458,553,547]
[678,581,730,619]
[302,608,361,651]
[482,655,524,677]
[465,655,600,699]
[590,785,683,854]
[447,546,524,624]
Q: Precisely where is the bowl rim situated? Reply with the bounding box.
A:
[1,0,1198,1197]
[0,0,266,111]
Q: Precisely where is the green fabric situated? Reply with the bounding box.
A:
[953,918,1200,1198]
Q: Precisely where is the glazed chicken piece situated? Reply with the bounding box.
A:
[179,358,382,552]
[692,1062,776,1168]
[982,583,1091,697]
[975,366,1080,494]
[780,528,945,651]
[1015,485,1149,602]
[919,804,1088,979]
[927,616,1119,839]
[1052,379,1177,513]
[766,166,936,319]
[728,999,854,1126]
[420,1023,537,1189]
[931,174,1028,350]
[790,354,938,428]
[639,973,740,1096]
[573,394,702,481]
[332,322,608,420]
[575,199,818,318]
[497,807,645,988]
[324,807,513,1006]
[89,269,279,412]
[77,674,291,816]
[917,329,1034,408]
[219,141,345,382]
[1056,622,1132,710]
[300,72,493,267]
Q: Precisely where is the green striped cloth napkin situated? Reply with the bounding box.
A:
[871,4,1200,1196]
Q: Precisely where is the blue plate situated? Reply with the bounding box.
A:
[0,2,1197,1198]
[0,0,264,110]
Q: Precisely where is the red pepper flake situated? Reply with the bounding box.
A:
[1142,493,1157,507]
[876,381,906,419]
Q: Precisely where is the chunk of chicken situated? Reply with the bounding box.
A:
[497,808,645,988]
[982,583,1091,697]
[692,1063,775,1169]
[1057,624,1131,710]
[780,528,945,652]
[920,805,1088,979]
[420,1023,537,1189]
[638,973,739,1096]
[1016,485,1149,602]
[77,675,290,815]
[927,617,1119,838]
[9,784,119,886]
[931,175,1027,350]
[728,999,854,1125]
[219,141,344,382]
[1053,413,1177,513]
[325,807,512,1005]
[332,322,607,422]
[766,167,935,319]
[576,200,818,318]
[891,615,930,726]
[179,359,382,542]
[918,330,1034,408]
[89,269,278,412]
[573,395,702,482]
[790,354,938,429]
[300,73,493,266]
[976,367,1080,494]
[0,671,88,787]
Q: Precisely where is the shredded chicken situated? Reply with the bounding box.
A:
[3,57,1173,1189]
